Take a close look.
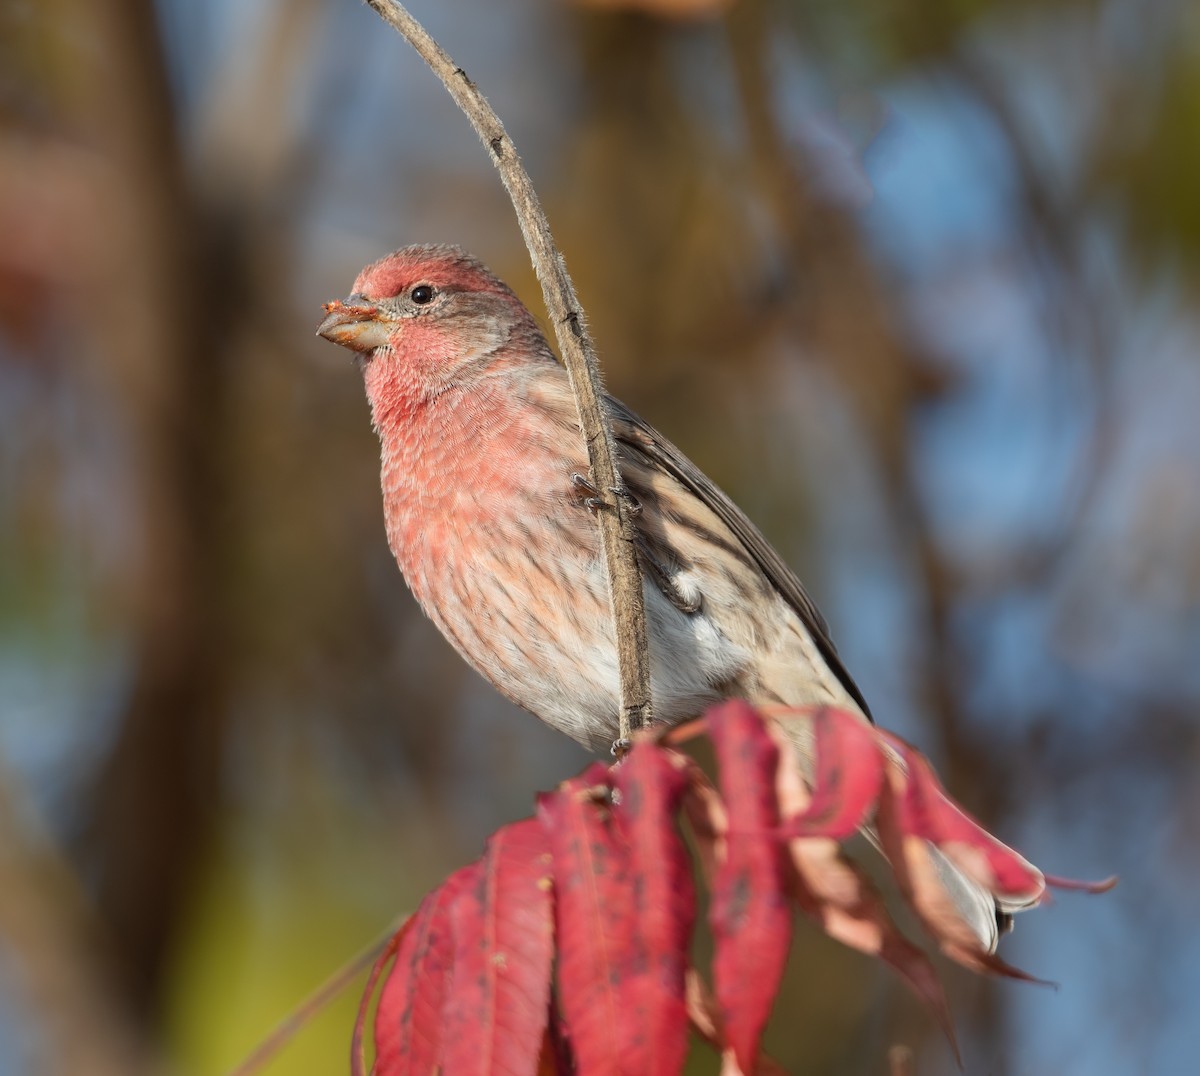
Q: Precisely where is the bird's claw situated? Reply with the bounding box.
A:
[571,473,642,517]
[571,472,607,513]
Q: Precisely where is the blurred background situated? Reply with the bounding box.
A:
[2,0,1198,1072]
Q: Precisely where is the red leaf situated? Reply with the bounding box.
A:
[611,745,695,1076]
[540,762,636,1075]
[374,865,477,1074]
[768,721,958,1056]
[779,707,885,840]
[1045,873,1119,894]
[706,700,792,1075]
[441,819,555,1076]
[684,969,790,1076]
[352,923,409,1076]
[881,732,1045,903]
[873,758,1048,980]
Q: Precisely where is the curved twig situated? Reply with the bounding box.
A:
[364,0,652,744]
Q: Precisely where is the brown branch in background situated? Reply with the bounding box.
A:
[949,55,1118,593]
[364,0,653,744]
[72,0,235,1028]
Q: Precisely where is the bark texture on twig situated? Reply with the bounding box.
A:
[365,0,653,743]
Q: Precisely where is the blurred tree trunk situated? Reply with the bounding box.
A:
[63,0,239,1026]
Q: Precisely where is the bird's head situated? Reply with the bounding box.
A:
[317,245,549,403]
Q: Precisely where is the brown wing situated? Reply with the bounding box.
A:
[608,395,874,722]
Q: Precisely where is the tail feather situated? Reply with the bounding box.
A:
[927,843,1009,953]
[775,714,1032,955]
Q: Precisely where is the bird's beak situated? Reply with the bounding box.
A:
[316,295,392,353]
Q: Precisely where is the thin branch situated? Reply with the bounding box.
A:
[227,922,401,1076]
[364,0,653,743]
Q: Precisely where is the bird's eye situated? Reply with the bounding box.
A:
[410,285,435,305]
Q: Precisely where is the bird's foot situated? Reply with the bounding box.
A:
[570,472,607,512]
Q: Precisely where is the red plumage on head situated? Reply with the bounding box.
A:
[355,244,517,303]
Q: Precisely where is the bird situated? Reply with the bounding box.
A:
[317,243,1028,951]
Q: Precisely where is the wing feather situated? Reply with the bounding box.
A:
[607,395,873,722]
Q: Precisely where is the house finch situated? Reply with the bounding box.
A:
[318,244,1026,950]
